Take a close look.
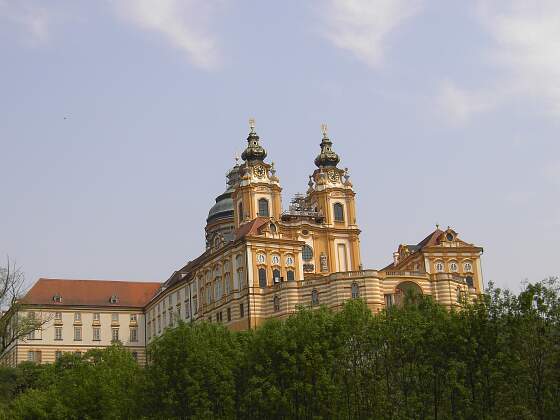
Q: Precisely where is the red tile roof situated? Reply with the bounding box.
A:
[21,278,161,308]
[234,217,269,241]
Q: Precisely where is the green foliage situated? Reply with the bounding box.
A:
[1,277,559,419]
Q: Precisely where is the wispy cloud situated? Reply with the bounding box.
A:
[111,0,225,70]
[0,0,51,44]
[438,1,560,123]
[319,0,423,68]
[436,80,498,124]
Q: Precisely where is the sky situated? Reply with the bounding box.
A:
[1,0,558,292]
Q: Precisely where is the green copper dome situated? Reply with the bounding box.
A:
[314,128,340,168]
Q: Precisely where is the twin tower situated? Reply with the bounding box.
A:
[205,120,362,276]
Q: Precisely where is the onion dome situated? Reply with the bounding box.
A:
[241,118,267,162]
[207,191,234,224]
[206,164,240,224]
[314,123,340,168]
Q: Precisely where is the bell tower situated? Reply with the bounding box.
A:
[232,119,282,228]
[305,124,361,272]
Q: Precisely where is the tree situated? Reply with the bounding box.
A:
[0,257,47,354]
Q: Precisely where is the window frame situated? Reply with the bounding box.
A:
[258,198,270,217]
[333,202,344,222]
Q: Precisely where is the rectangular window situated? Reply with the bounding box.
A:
[74,326,82,341]
[111,313,119,322]
[55,351,62,360]
[239,303,244,318]
[130,314,137,322]
[384,294,394,308]
[93,327,101,341]
[112,328,119,342]
[74,312,81,322]
[130,327,138,342]
[27,351,40,362]
[93,312,100,321]
[55,327,62,341]
[55,312,62,320]
[227,307,231,322]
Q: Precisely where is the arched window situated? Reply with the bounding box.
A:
[456,287,463,303]
[333,203,344,222]
[273,295,280,312]
[311,289,319,305]
[286,270,295,281]
[270,223,277,233]
[351,282,360,299]
[258,198,269,217]
[466,276,474,288]
[435,261,444,272]
[272,269,281,283]
[302,245,313,261]
[258,268,267,288]
[395,281,422,306]
[463,261,473,272]
[238,202,244,224]
[449,261,458,272]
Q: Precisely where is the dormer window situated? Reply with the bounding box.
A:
[53,294,62,303]
[109,295,119,304]
[446,232,454,241]
[270,223,277,233]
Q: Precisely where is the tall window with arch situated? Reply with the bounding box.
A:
[351,282,360,299]
[302,245,313,262]
[272,269,281,283]
[238,202,244,224]
[258,198,269,217]
[258,268,267,288]
[311,289,319,305]
[286,270,295,281]
[333,202,344,222]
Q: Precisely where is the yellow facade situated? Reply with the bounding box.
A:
[0,121,484,366]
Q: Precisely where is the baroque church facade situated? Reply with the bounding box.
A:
[1,122,484,366]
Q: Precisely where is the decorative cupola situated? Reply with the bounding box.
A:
[241,118,267,163]
[314,123,340,168]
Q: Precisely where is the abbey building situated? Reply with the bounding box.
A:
[0,122,484,366]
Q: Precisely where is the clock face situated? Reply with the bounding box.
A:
[256,254,266,264]
[327,170,339,182]
[253,165,266,178]
[271,255,280,265]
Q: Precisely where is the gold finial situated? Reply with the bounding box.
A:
[321,123,328,138]
[249,118,256,133]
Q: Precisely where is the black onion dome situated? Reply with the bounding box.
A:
[206,191,234,224]
[314,133,340,168]
[241,128,267,162]
[206,164,240,224]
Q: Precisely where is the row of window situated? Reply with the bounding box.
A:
[52,312,138,322]
[271,283,361,312]
[434,261,473,273]
[51,326,138,342]
[28,350,139,363]
[256,253,295,266]
[258,268,296,288]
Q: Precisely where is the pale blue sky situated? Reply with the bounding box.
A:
[1,0,558,291]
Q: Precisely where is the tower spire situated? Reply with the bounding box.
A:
[314,123,340,168]
[241,118,267,162]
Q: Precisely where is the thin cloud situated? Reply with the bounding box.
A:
[0,0,51,44]
[319,0,423,68]
[438,1,560,123]
[111,0,225,70]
